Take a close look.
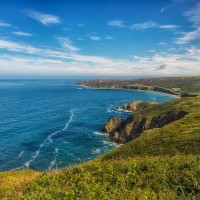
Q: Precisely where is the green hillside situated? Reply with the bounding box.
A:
[1,96,200,199]
[77,76,200,95]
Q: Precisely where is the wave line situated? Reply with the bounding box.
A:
[21,109,75,169]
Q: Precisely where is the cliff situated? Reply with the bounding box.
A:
[103,102,188,143]
[1,91,200,199]
[116,101,157,112]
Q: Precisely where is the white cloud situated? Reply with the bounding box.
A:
[78,23,84,27]
[175,28,200,44]
[0,39,199,77]
[147,50,156,53]
[158,42,167,45]
[105,35,114,40]
[107,20,125,28]
[0,39,40,54]
[25,10,61,26]
[11,31,33,36]
[130,21,158,30]
[57,37,79,52]
[90,36,101,41]
[159,25,180,29]
[160,6,169,13]
[0,21,11,27]
[183,2,200,27]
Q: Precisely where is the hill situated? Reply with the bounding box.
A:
[1,96,200,199]
[77,76,200,96]
[1,77,200,199]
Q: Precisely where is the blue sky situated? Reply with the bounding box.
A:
[0,0,199,77]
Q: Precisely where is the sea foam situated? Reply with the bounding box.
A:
[20,109,75,170]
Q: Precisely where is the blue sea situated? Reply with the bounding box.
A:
[0,79,177,171]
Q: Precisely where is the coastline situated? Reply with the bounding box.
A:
[76,83,180,98]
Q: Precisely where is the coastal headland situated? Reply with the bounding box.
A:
[1,76,200,199]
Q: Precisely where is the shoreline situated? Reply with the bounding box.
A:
[76,84,180,98]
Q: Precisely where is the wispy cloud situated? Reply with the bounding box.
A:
[57,37,79,51]
[183,2,200,27]
[25,10,61,26]
[0,38,199,76]
[78,23,85,27]
[130,21,158,30]
[0,39,40,53]
[130,21,180,30]
[175,28,200,44]
[11,31,33,36]
[0,21,11,27]
[159,25,180,29]
[158,42,167,45]
[160,0,186,14]
[105,35,114,40]
[90,35,101,41]
[107,20,125,28]
[147,50,156,53]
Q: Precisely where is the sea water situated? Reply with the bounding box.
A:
[0,79,176,171]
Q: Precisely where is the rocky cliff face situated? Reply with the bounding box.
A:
[116,101,157,112]
[103,101,188,144]
[102,117,125,133]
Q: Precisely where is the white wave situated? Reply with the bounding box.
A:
[40,143,44,148]
[24,150,40,168]
[48,148,59,170]
[14,109,75,170]
[10,166,23,171]
[46,131,58,143]
[55,148,59,154]
[77,87,83,90]
[123,110,133,113]
[17,151,24,159]
[46,109,75,143]
[102,140,119,148]
[113,109,123,114]
[115,108,123,111]
[48,160,56,170]
[107,105,114,113]
[91,148,101,154]
[62,109,75,131]
[93,131,105,136]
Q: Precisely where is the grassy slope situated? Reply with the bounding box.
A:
[1,97,200,199]
[78,76,200,94]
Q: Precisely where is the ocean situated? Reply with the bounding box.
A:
[0,79,177,171]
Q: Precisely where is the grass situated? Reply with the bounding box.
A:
[1,156,200,199]
[1,96,200,199]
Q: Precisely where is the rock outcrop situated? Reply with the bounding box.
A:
[102,117,125,133]
[103,101,188,144]
[116,101,157,112]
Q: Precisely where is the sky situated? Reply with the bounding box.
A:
[0,0,199,78]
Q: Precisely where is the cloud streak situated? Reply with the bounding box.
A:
[130,21,180,30]
[0,21,11,27]
[25,10,61,26]
[89,35,101,41]
[183,2,200,27]
[175,28,200,44]
[107,20,125,28]
[130,21,158,30]
[0,38,199,77]
[11,31,33,36]
[0,39,40,54]
[57,37,79,51]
